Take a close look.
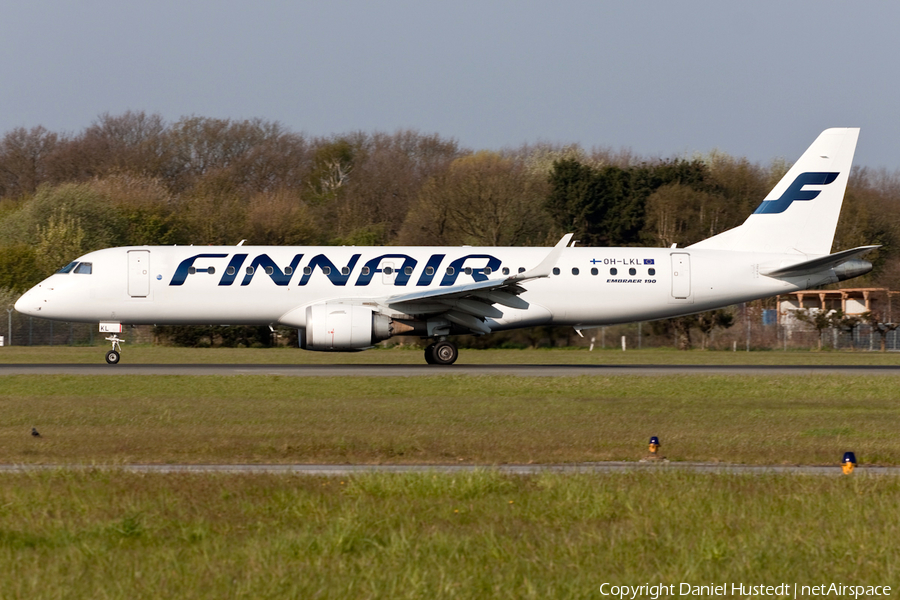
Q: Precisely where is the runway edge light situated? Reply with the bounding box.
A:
[842,451,857,475]
[649,436,660,454]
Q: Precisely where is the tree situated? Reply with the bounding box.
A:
[399,151,549,246]
[650,309,734,350]
[331,130,460,244]
[35,208,86,276]
[0,245,41,291]
[245,189,319,245]
[793,308,835,351]
[0,126,63,198]
[862,310,900,352]
[830,310,864,350]
[644,183,722,247]
[306,138,356,205]
[88,175,184,246]
[546,158,709,247]
[0,183,127,277]
[696,309,735,350]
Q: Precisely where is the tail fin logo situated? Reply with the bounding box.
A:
[753,172,839,215]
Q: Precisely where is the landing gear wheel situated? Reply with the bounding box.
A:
[430,340,458,365]
[424,343,436,364]
[104,334,124,365]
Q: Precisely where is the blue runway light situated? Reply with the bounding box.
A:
[842,451,857,475]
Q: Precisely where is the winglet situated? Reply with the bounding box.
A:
[512,233,573,282]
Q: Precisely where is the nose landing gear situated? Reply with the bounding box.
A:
[105,335,123,364]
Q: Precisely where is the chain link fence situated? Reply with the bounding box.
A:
[0,310,154,347]
[1,305,898,351]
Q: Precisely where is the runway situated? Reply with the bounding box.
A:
[1,462,897,476]
[3,363,900,376]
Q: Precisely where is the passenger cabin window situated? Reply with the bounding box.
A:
[518,267,525,273]
[342,266,351,276]
[207,266,215,275]
[247,266,255,275]
[404,266,412,276]
[382,266,393,275]
[322,266,331,275]
[303,266,312,275]
[57,261,79,274]
[610,268,617,275]
[226,266,236,276]
[265,266,274,275]
[188,266,197,275]
[485,267,492,275]
[464,267,472,275]
[284,266,293,275]
[571,267,579,275]
[591,267,598,275]
[74,262,92,274]
[629,268,636,276]
[648,268,656,276]
[552,267,560,275]
[502,267,509,275]
[361,266,370,276]
[446,267,455,276]
[425,266,434,276]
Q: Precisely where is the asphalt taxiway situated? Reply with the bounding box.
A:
[3,363,900,376]
[1,462,897,476]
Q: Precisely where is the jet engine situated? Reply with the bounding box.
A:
[299,303,403,351]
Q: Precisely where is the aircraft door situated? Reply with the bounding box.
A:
[128,250,150,297]
[670,253,691,299]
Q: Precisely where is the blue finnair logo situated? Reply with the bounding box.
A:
[169,252,502,288]
[753,172,839,215]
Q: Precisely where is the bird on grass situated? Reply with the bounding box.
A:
[31,427,41,438]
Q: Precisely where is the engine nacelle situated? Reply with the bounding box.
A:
[300,303,393,351]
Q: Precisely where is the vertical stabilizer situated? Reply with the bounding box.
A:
[689,128,859,255]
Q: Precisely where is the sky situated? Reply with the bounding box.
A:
[1,1,898,170]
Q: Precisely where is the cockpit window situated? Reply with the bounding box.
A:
[57,261,79,274]
[74,262,92,275]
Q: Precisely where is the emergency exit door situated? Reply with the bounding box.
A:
[128,250,150,297]
[670,253,691,299]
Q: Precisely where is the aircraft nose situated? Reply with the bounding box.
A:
[14,288,42,316]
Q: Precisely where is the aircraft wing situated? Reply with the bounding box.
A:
[382,233,572,334]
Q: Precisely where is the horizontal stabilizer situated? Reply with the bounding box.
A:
[761,245,879,278]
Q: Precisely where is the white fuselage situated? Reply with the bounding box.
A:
[15,244,823,330]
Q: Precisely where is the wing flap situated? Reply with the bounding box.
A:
[444,310,492,334]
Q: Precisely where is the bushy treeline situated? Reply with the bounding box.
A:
[2,111,900,297]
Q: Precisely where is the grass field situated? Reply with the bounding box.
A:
[3,349,900,595]
[2,373,900,465]
[3,344,900,364]
[1,470,897,599]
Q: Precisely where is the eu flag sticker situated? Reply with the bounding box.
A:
[644,259,655,265]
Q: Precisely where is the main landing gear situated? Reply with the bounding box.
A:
[424,340,458,365]
[105,335,123,365]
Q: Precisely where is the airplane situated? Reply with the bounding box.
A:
[14,128,877,365]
